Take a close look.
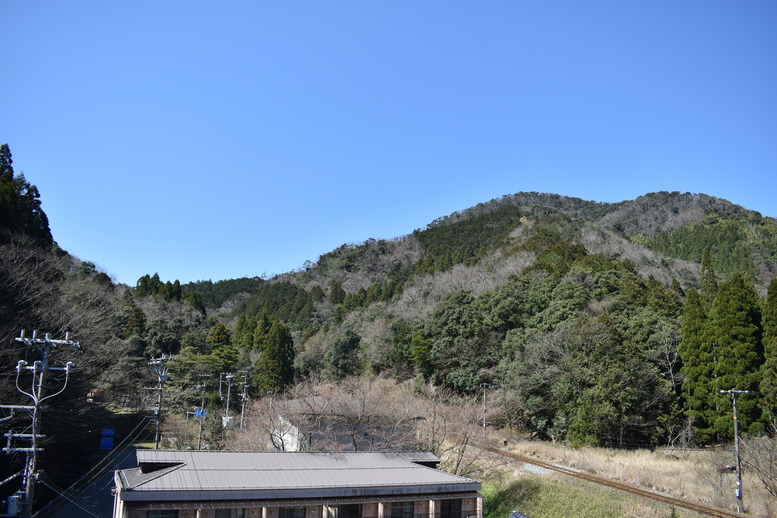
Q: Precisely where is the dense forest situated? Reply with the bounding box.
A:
[2,143,777,506]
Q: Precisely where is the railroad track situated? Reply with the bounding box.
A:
[480,444,743,518]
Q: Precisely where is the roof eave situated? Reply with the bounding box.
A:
[119,482,482,502]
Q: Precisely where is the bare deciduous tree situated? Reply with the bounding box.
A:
[415,385,500,476]
[741,434,777,497]
[228,377,500,477]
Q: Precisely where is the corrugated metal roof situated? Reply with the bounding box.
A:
[136,450,436,471]
[121,451,480,500]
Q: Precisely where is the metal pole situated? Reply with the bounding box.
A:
[154,380,163,449]
[480,383,490,428]
[197,374,210,450]
[240,370,249,429]
[198,386,206,450]
[224,374,234,417]
[733,395,743,514]
[149,355,172,450]
[197,410,204,450]
[26,343,50,518]
[9,330,80,518]
[721,389,750,514]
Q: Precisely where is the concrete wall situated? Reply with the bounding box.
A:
[462,498,478,518]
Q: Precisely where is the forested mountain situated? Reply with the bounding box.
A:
[2,141,777,480]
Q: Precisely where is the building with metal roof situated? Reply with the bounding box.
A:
[113,451,482,518]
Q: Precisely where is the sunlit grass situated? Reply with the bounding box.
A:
[495,439,776,518]
[483,474,692,518]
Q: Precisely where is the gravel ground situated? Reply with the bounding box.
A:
[522,463,553,475]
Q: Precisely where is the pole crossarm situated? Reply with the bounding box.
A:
[0,405,35,423]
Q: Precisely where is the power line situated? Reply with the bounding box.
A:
[35,479,105,518]
[29,416,149,517]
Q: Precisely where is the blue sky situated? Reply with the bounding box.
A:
[3,1,776,285]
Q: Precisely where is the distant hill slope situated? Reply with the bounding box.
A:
[212,189,773,376]
[235,190,775,310]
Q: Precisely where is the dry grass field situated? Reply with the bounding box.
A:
[491,438,776,517]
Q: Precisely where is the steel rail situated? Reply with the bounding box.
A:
[480,444,743,518]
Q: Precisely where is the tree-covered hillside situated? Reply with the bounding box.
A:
[2,141,776,473]
[188,190,776,446]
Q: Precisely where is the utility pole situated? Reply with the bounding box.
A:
[721,389,750,514]
[196,373,211,450]
[221,372,234,418]
[149,355,172,450]
[2,330,81,518]
[239,369,250,429]
[217,372,236,430]
[480,383,490,428]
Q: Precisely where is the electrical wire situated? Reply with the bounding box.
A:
[35,479,106,518]
[73,418,150,490]
[33,414,150,514]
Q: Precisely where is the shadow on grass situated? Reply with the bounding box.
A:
[483,477,543,518]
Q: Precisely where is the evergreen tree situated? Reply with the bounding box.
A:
[208,322,237,371]
[699,249,718,311]
[670,278,685,298]
[388,320,413,375]
[679,289,716,442]
[185,291,206,314]
[0,144,52,245]
[565,313,660,447]
[328,280,346,304]
[252,310,272,350]
[253,320,295,393]
[410,329,433,380]
[208,322,231,349]
[324,328,361,378]
[759,277,777,421]
[122,306,147,339]
[136,273,164,297]
[709,273,764,438]
[0,144,12,183]
[162,280,182,301]
[232,313,251,348]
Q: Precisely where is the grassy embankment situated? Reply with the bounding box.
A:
[482,475,688,518]
[479,437,775,518]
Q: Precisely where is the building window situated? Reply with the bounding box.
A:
[147,512,179,518]
[280,507,306,518]
[327,504,361,518]
[441,500,461,518]
[391,501,414,518]
[215,510,246,518]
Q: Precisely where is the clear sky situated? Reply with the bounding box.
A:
[3,1,776,285]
